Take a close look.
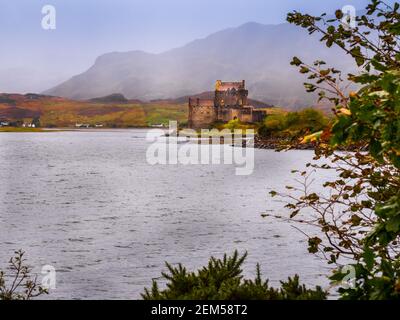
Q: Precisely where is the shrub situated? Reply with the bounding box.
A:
[297,108,327,132]
[142,251,327,300]
[258,109,328,138]
[0,250,48,300]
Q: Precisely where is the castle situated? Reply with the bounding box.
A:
[188,80,267,129]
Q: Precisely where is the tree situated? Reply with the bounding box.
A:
[298,108,328,132]
[269,0,400,299]
[142,251,326,300]
[0,250,48,300]
[258,110,328,139]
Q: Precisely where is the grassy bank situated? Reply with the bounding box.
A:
[0,127,48,133]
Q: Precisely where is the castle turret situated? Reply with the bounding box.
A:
[214,80,248,108]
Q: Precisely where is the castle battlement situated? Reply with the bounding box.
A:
[189,98,214,107]
[215,80,245,91]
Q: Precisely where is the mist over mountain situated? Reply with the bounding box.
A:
[45,21,357,109]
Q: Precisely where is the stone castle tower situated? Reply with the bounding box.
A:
[188,80,266,129]
[214,80,248,108]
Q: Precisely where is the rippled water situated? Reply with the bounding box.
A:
[0,130,333,299]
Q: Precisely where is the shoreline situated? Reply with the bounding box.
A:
[0,127,152,133]
[254,136,314,150]
[0,127,318,150]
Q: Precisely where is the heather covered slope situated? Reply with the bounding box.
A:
[0,93,187,127]
[0,92,275,128]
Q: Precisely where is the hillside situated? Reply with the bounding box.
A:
[89,93,130,104]
[0,92,277,128]
[44,22,357,109]
[0,93,187,128]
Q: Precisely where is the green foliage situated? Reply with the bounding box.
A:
[142,251,327,300]
[329,250,400,300]
[333,70,400,168]
[297,108,328,132]
[259,114,286,137]
[0,250,48,300]
[224,119,242,131]
[284,0,400,300]
[222,119,256,132]
[144,104,188,127]
[258,108,328,138]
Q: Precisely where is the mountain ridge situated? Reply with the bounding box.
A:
[44,21,357,109]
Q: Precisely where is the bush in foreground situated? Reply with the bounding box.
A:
[142,251,327,300]
[0,250,48,300]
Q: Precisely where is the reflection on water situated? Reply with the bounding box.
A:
[0,130,332,299]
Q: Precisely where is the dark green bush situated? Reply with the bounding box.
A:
[142,251,327,300]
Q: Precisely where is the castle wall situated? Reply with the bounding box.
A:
[215,90,248,107]
[188,98,217,129]
[238,107,253,123]
[252,110,267,123]
[215,80,248,108]
[217,108,231,122]
[216,107,254,123]
[229,108,242,121]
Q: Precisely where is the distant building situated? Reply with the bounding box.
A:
[22,123,35,128]
[188,80,267,129]
[75,123,90,128]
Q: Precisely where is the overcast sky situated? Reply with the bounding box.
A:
[0,0,388,93]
